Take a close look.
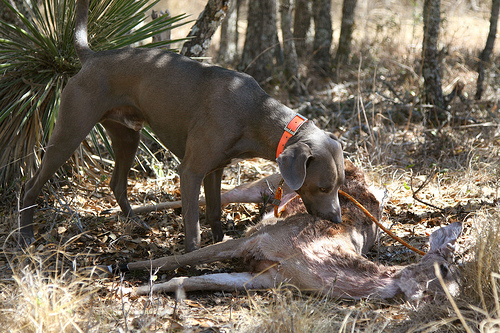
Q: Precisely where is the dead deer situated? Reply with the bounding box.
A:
[123,161,461,300]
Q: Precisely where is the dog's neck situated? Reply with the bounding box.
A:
[232,95,314,162]
[257,99,306,160]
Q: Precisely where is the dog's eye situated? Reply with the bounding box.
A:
[319,187,330,193]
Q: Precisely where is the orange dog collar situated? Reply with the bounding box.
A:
[276,114,308,159]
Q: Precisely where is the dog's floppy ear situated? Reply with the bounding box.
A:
[276,142,313,191]
[327,132,344,149]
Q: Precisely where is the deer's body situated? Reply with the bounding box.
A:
[128,161,461,300]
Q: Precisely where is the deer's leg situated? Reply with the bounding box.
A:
[220,173,284,204]
[125,237,246,271]
[133,271,276,295]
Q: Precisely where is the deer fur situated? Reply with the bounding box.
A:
[126,161,461,300]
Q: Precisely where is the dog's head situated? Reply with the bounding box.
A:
[276,131,344,223]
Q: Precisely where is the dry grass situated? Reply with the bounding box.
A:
[0,249,96,332]
[1,0,500,332]
[237,288,404,333]
[462,210,500,312]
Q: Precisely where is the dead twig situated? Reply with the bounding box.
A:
[410,168,445,212]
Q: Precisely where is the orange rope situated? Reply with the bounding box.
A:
[273,185,284,218]
[339,189,426,256]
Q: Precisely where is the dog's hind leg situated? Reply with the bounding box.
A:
[100,119,146,228]
[203,168,224,243]
[20,96,102,245]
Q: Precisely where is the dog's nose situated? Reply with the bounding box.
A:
[331,211,342,224]
[320,210,342,224]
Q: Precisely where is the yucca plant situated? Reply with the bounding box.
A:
[0,0,188,195]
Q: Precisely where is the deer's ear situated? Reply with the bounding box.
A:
[277,142,312,191]
[428,222,462,254]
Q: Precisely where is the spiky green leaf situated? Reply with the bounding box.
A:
[0,0,189,189]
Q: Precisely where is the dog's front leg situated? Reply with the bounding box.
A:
[203,168,224,243]
[180,168,205,252]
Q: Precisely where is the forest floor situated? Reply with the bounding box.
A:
[1,2,500,332]
[0,64,499,331]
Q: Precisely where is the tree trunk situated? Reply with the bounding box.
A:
[151,9,171,43]
[334,0,357,69]
[293,0,312,59]
[238,0,279,84]
[312,0,333,74]
[422,0,445,113]
[218,0,241,64]
[476,0,500,100]
[280,0,300,92]
[181,0,231,58]
[0,2,18,24]
[0,0,37,25]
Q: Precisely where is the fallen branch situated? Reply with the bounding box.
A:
[410,168,445,212]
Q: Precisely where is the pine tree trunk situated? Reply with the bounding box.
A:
[151,9,171,43]
[238,0,279,83]
[218,0,241,64]
[0,2,17,24]
[422,0,445,113]
[293,0,312,59]
[181,0,231,58]
[280,0,299,92]
[476,0,500,100]
[334,0,357,69]
[312,0,333,74]
[1,0,37,24]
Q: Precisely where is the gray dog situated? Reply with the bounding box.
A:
[20,0,345,252]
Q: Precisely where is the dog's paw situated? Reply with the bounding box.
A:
[130,216,152,230]
[126,216,153,236]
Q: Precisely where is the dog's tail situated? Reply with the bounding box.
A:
[75,0,94,64]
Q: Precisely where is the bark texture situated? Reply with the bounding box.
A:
[312,0,333,73]
[218,0,241,64]
[293,0,312,59]
[422,0,445,111]
[476,0,500,100]
[0,0,37,25]
[280,0,299,91]
[238,0,279,83]
[151,9,171,43]
[334,0,357,68]
[181,0,231,58]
